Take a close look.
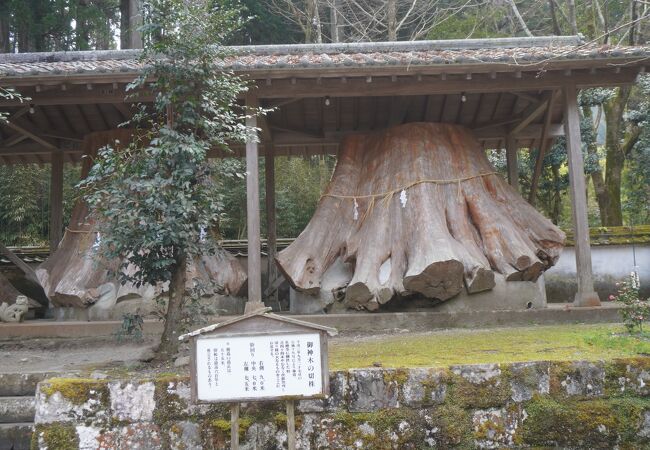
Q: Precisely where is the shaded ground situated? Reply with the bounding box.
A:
[1,323,648,375]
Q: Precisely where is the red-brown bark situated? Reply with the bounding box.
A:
[277,123,565,310]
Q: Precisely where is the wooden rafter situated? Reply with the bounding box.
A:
[509,92,552,136]
[1,118,57,150]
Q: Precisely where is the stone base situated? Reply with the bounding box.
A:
[291,274,547,314]
[431,274,546,313]
[573,291,602,307]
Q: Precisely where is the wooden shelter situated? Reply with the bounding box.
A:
[1,35,649,309]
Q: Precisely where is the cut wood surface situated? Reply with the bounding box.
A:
[36,130,247,308]
[276,123,565,311]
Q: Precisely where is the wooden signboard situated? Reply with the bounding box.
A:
[179,307,337,449]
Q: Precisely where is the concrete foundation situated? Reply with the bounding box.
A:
[291,274,546,314]
[545,244,649,302]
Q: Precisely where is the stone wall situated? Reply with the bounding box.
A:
[33,358,650,449]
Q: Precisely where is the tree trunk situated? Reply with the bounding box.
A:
[330,0,341,42]
[36,130,247,309]
[507,0,533,36]
[276,123,565,311]
[567,0,579,35]
[120,0,131,49]
[0,8,10,53]
[157,252,187,359]
[548,0,561,35]
[387,0,397,40]
[582,107,610,225]
[601,87,631,226]
[35,130,137,308]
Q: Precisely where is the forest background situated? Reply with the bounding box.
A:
[0,0,649,246]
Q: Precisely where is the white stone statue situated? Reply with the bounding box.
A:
[0,295,29,322]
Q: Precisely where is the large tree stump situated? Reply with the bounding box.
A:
[276,123,565,311]
[36,130,247,309]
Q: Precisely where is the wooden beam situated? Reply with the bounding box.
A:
[245,93,264,311]
[265,144,278,306]
[3,133,28,147]
[563,84,600,307]
[505,134,519,191]
[510,93,551,136]
[2,119,57,150]
[251,69,639,99]
[50,150,64,252]
[528,90,560,205]
[0,87,153,106]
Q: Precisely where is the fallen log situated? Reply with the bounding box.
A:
[276,123,565,311]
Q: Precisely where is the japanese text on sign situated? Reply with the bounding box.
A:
[195,333,322,401]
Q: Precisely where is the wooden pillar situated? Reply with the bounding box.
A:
[505,135,519,191]
[245,94,264,312]
[265,144,278,305]
[563,84,601,307]
[49,151,63,252]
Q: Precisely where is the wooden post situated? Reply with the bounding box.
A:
[505,135,519,191]
[230,403,240,450]
[265,144,278,306]
[563,84,601,307]
[49,151,63,252]
[286,400,296,450]
[245,94,264,312]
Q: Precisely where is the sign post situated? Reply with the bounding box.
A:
[179,307,337,449]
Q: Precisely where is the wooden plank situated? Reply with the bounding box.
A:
[245,94,264,311]
[387,96,412,126]
[505,134,519,191]
[49,150,64,252]
[563,84,601,307]
[265,144,278,306]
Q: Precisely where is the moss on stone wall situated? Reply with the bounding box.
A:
[31,424,79,450]
[563,225,650,246]
[521,395,650,448]
[447,373,511,409]
[152,375,190,424]
[40,378,109,406]
[31,358,650,449]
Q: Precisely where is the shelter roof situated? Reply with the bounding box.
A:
[1,36,649,81]
[1,36,649,165]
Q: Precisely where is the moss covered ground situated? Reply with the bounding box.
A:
[328,323,650,370]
